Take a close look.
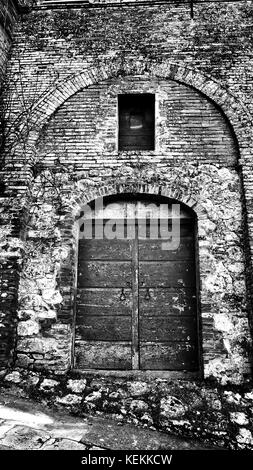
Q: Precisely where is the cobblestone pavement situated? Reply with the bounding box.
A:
[0,391,218,451]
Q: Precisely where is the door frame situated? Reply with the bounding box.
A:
[71,193,203,379]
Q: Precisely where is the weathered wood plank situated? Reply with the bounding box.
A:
[131,230,139,370]
[75,315,132,341]
[78,239,132,259]
[138,239,195,260]
[139,220,194,239]
[75,341,132,370]
[79,220,194,243]
[135,206,193,221]
[78,261,132,287]
[76,288,132,316]
[79,201,193,221]
[139,261,196,287]
[139,316,197,342]
[139,288,196,316]
[140,342,198,370]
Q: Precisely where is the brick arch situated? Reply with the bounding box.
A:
[26,59,252,161]
[68,181,205,222]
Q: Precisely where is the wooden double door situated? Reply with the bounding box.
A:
[74,199,199,371]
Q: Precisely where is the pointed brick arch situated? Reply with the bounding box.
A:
[25,59,252,162]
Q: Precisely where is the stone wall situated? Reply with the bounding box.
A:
[1,368,253,450]
[0,257,19,368]
[1,1,253,383]
[0,195,23,368]
[15,164,252,383]
[0,1,20,369]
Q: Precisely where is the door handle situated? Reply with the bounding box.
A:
[120,288,126,301]
[145,288,151,300]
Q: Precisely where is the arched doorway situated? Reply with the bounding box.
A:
[74,194,200,372]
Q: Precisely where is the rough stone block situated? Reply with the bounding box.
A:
[160,396,187,420]
[56,394,82,406]
[67,379,87,394]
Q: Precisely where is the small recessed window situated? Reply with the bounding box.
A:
[118,94,155,151]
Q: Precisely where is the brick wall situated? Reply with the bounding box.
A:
[0,0,18,85]
[0,1,20,369]
[37,77,238,168]
[0,25,9,86]
[7,2,253,111]
[1,1,253,383]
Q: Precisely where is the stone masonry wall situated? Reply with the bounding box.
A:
[15,163,252,384]
[1,1,253,383]
[0,257,19,368]
[1,368,253,450]
[0,1,20,369]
